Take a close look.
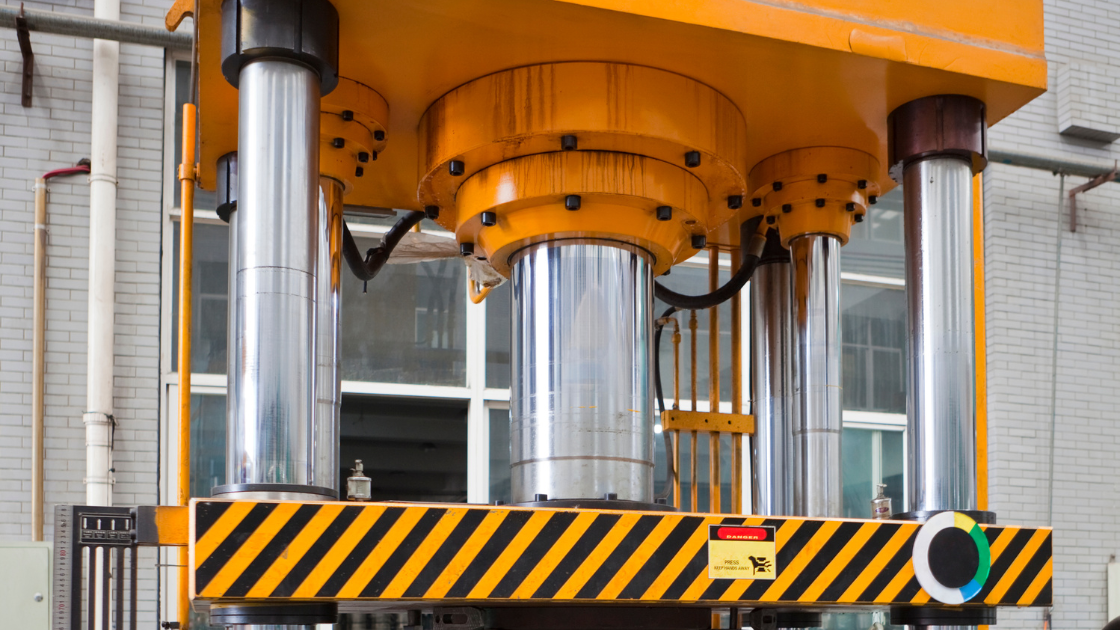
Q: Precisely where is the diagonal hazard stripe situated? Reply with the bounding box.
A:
[720,518,805,602]
[643,517,717,600]
[854,527,916,602]
[292,505,388,597]
[378,509,466,598]
[621,515,705,600]
[554,513,643,599]
[796,521,878,602]
[422,509,511,598]
[402,509,491,597]
[335,507,429,598]
[759,520,843,601]
[248,504,349,598]
[194,501,256,567]
[817,522,900,602]
[316,508,405,597]
[362,508,448,597]
[597,515,683,600]
[225,503,322,598]
[978,528,1032,601]
[782,521,864,601]
[1003,533,1052,604]
[577,515,664,599]
[199,502,301,597]
[527,513,618,599]
[194,501,232,542]
[874,559,915,603]
[461,510,548,599]
[195,503,277,592]
[984,528,1050,605]
[489,511,579,599]
[1019,557,1052,606]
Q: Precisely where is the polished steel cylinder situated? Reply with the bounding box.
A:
[315,177,344,490]
[751,260,794,516]
[790,235,843,518]
[224,204,239,453]
[226,58,334,494]
[509,241,655,503]
[904,156,977,514]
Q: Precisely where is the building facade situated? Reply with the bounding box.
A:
[0,1,1115,628]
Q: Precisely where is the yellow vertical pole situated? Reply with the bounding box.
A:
[974,172,988,513]
[708,250,721,513]
[730,248,743,514]
[689,310,699,512]
[176,102,197,630]
[672,320,682,507]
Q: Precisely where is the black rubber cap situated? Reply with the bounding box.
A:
[215,152,237,224]
[221,0,340,94]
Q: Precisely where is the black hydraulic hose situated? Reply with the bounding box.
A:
[653,305,678,502]
[341,211,425,283]
[653,216,767,310]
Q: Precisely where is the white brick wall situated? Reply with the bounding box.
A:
[0,0,169,625]
[986,1,1120,628]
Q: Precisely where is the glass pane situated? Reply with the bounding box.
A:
[189,394,227,499]
[340,395,468,502]
[842,186,904,278]
[173,60,216,211]
[486,283,511,389]
[171,222,231,375]
[654,260,733,407]
[881,430,904,512]
[341,233,467,385]
[841,284,907,414]
[841,428,873,518]
[489,407,511,504]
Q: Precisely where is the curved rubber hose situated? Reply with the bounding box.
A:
[653,305,678,502]
[342,211,425,282]
[653,217,766,310]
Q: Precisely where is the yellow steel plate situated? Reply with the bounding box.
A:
[196,0,1045,243]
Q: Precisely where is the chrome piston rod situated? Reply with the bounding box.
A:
[790,234,843,518]
[509,241,655,503]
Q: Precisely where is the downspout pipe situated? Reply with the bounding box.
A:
[31,162,90,542]
[84,0,120,510]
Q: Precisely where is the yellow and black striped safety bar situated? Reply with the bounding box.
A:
[190,500,1051,608]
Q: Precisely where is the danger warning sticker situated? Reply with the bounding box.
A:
[707,525,777,580]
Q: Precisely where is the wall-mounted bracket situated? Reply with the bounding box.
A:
[16,5,32,107]
[1068,166,1118,232]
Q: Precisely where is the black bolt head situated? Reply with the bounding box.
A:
[332,137,345,149]
[369,151,378,161]
[358,151,370,163]
[727,195,744,210]
[846,202,856,212]
[656,497,668,505]
[480,211,497,227]
[854,214,865,223]
[685,150,701,168]
[782,203,792,213]
[424,205,440,219]
[656,205,673,221]
[858,179,868,189]
[691,234,707,249]
[341,110,354,121]
[603,492,618,500]
[534,493,548,502]
[561,134,578,151]
[374,130,385,142]
[766,215,776,225]
[815,198,826,208]
[869,195,878,205]
[817,173,828,183]
[460,242,475,257]
[565,194,582,211]
[773,181,783,191]
[449,160,465,176]
[355,166,364,177]
[752,197,762,207]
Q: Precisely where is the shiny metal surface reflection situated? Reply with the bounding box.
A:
[790,234,843,518]
[227,59,334,491]
[509,241,655,503]
[751,260,795,516]
[904,157,977,514]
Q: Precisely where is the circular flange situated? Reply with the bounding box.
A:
[320,78,389,193]
[418,62,748,238]
[748,147,881,246]
[911,511,991,605]
[455,151,710,276]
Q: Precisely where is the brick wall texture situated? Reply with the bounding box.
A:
[0,0,1118,628]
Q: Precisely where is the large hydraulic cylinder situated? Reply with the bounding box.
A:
[509,241,655,504]
[223,58,335,498]
[751,234,794,516]
[790,234,843,518]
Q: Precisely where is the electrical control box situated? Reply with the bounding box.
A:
[0,542,52,630]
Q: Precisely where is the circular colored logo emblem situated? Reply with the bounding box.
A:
[912,511,991,604]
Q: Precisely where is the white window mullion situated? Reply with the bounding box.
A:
[465,289,489,504]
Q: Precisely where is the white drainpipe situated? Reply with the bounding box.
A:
[84,0,120,508]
